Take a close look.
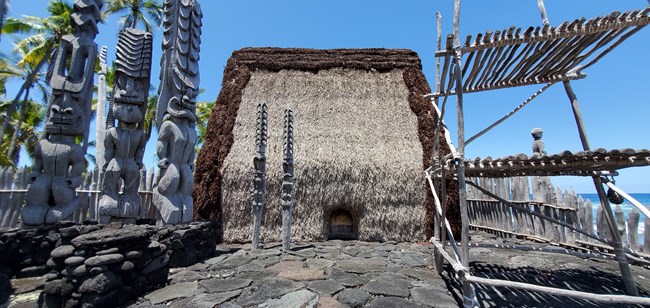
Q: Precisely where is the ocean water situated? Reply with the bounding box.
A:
[578,193,650,245]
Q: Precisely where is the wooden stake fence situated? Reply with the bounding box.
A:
[466,176,650,254]
[0,167,158,228]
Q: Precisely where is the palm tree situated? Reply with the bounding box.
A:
[0,0,73,145]
[0,99,45,166]
[0,0,8,42]
[144,91,158,142]
[0,55,17,97]
[3,44,49,162]
[195,100,214,153]
[104,0,162,32]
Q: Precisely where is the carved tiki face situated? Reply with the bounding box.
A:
[113,99,144,125]
[45,30,97,137]
[45,89,86,136]
[167,93,197,123]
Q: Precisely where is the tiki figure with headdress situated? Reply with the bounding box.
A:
[153,0,202,225]
[98,28,153,224]
[22,0,102,227]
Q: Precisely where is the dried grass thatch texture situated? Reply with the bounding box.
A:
[193,48,460,243]
[220,69,425,242]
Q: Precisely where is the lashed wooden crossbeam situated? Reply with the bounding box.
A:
[435,148,650,178]
[432,7,650,96]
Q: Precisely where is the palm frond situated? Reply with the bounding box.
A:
[137,12,153,32]
[143,2,163,27]
[47,0,73,18]
[2,17,44,35]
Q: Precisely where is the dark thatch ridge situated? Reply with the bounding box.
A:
[193,47,460,242]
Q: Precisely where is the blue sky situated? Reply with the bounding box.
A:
[2,0,649,193]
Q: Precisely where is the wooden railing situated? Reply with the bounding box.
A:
[0,167,158,228]
[466,176,649,254]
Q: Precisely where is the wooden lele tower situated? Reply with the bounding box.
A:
[428,1,650,306]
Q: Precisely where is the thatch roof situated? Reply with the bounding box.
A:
[193,48,459,242]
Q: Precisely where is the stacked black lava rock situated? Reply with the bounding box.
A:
[0,222,101,278]
[40,224,166,307]
[36,221,217,307]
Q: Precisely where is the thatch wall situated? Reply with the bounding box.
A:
[194,48,460,243]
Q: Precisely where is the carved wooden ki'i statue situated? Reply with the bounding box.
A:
[98,28,153,224]
[251,103,268,249]
[153,0,203,225]
[531,127,547,157]
[21,0,103,227]
[281,108,295,252]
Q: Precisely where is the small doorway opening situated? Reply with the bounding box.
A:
[329,209,356,240]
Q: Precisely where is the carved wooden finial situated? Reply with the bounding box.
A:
[281,108,295,252]
[251,101,268,249]
[99,46,108,75]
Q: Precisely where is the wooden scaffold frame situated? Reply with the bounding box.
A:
[427,1,650,307]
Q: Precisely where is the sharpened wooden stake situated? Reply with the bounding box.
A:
[627,208,639,251]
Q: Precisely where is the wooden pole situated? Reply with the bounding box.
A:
[563,81,591,150]
[467,275,650,305]
[603,180,650,219]
[452,0,475,299]
[453,0,461,48]
[466,82,554,145]
[435,12,443,96]
[432,12,443,168]
[432,12,445,274]
[537,0,550,26]
[455,60,476,306]
[562,80,638,296]
[426,173,462,260]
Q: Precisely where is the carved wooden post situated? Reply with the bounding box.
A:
[153,0,202,225]
[252,102,268,249]
[96,46,108,178]
[99,28,152,225]
[21,0,103,227]
[281,108,295,252]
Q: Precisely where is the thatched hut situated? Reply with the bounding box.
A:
[194,48,459,243]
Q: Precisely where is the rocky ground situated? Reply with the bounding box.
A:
[6,231,650,307]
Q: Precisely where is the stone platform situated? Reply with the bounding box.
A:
[7,231,650,307]
[126,240,454,308]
